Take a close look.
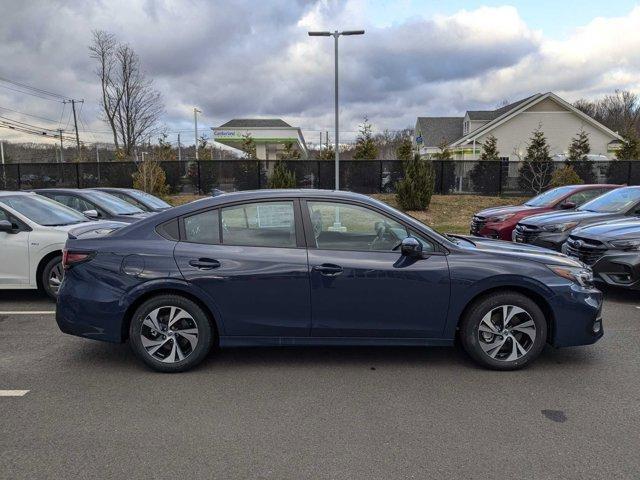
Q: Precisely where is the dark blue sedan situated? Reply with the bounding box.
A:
[57,190,604,372]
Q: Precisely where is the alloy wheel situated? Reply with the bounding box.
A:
[477,305,537,362]
[48,262,64,295]
[140,306,199,363]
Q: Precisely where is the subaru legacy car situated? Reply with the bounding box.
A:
[94,188,172,213]
[471,184,618,240]
[514,186,640,250]
[562,218,640,290]
[35,188,151,223]
[57,190,603,373]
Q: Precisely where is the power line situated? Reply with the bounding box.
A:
[0,106,61,125]
[0,76,68,100]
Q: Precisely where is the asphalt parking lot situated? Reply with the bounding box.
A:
[1,289,639,479]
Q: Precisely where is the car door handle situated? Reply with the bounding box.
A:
[189,258,221,270]
[313,264,343,276]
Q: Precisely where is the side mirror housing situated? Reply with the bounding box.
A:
[560,201,576,210]
[0,220,16,233]
[400,236,423,258]
[83,209,100,219]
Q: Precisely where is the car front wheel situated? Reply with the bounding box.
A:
[41,255,63,299]
[460,291,547,370]
[129,295,213,373]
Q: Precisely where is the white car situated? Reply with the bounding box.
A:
[0,191,121,299]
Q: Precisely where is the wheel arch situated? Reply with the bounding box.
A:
[120,287,221,345]
[456,285,556,342]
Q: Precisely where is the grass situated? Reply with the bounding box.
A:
[165,193,528,234]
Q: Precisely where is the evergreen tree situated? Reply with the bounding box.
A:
[267,160,297,188]
[396,135,413,161]
[395,154,435,210]
[616,131,640,160]
[279,141,301,160]
[517,127,554,193]
[566,129,594,183]
[241,133,257,159]
[431,139,455,193]
[353,117,379,160]
[470,135,501,194]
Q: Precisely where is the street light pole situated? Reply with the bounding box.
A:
[308,29,364,191]
[194,107,201,161]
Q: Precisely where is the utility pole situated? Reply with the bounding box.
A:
[177,133,182,162]
[58,129,64,163]
[1,139,4,166]
[67,99,84,159]
[0,140,5,189]
[194,107,202,161]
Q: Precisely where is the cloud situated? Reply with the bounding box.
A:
[0,1,639,146]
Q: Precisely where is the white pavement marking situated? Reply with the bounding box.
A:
[0,390,29,397]
[0,311,55,315]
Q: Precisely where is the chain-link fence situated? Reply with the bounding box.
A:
[2,159,639,195]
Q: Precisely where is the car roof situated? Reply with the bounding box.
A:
[0,191,37,197]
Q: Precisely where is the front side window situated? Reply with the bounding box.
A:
[0,194,87,226]
[53,194,94,213]
[565,189,605,206]
[307,201,412,252]
[221,201,296,248]
[184,210,219,244]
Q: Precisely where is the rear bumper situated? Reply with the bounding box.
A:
[548,285,604,347]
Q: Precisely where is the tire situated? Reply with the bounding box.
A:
[129,295,213,373]
[41,255,63,300]
[459,291,547,371]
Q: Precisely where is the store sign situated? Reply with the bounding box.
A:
[213,130,237,138]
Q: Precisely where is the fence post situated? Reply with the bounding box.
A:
[197,161,202,194]
[628,161,632,185]
[379,160,384,193]
[439,161,445,194]
[498,161,503,196]
[317,160,321,188]
[257,161,261,189]
[17,164,21,190]
[75,163,81,188]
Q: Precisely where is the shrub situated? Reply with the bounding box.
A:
[267,160,296,188]
[132,159,169,195]
[549,165,584,188]
[395,154,435,210]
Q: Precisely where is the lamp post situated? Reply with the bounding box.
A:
[308,29,364,191]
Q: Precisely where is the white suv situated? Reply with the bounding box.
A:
[0,191,121,299]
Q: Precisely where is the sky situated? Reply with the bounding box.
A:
[0,0,639,148]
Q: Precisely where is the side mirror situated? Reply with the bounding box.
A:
[83,209,100,219]
[400,236,423,258]
[560,201,576,210]
[0,220,16,233]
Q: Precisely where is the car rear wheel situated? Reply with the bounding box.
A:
[129,295,213,373]
[460,291,547,370]
[41,255,63,300]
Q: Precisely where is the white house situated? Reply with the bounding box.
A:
[415,92,623,161]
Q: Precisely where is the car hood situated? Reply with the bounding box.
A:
[519,210,612,226]
[475,204,542,218]
[452,235,583,267]
[572,218,640,241]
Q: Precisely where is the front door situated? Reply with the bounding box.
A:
[174,200,311,337]
[0,208,30,285]
[304,200,450,338]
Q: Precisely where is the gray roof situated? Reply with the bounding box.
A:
[415,117,464,147]
[466,94,540,121]
[218,118,292,128]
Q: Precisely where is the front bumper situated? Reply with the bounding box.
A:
[562,245,640,290]
[513,230,568,251]
[548,284,604,347]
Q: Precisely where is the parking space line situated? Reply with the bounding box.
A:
[0,390,29,397]
[0,311,55,315]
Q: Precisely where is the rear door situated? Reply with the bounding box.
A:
[174,199,311,337]
[303,200,450,338]
[0,207,30,285]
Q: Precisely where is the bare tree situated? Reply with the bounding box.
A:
[574,90,640,136]
[89,31,164,157]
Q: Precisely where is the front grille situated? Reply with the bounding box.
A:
[564,236,606,265]
[470,216,486,234]
[514,224,540,243]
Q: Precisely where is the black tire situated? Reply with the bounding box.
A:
[41,255,63,300]
[129,295,213,373]
[459,291,547,370]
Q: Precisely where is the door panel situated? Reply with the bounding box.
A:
[0,210,29,285]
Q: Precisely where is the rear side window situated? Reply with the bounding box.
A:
[221,201,296,248]
[156,218,180,241]
[183,209,219,244]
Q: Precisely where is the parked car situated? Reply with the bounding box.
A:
[35,188,152,223]
[57,189,603,373]
[471,184,619,240]
[562,218,640,290]
[93,188,172,213]
[513,186,640,250]
[0,191,121,298]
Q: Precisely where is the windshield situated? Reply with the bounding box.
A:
[578,187,640,213]
[126,190,171,209]
[0,194,88,226]
[83,190,144,215]
[524,186,574,207]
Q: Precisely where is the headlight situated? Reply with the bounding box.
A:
[547,264,594,287]
[610,238,640,251]
[488,213,515,222]
[542,221,578,233]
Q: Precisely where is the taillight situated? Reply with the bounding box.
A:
[62,249,95,269]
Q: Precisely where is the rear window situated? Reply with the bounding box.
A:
[221,201,296,248]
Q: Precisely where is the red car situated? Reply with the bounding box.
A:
[470,184,621,240]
